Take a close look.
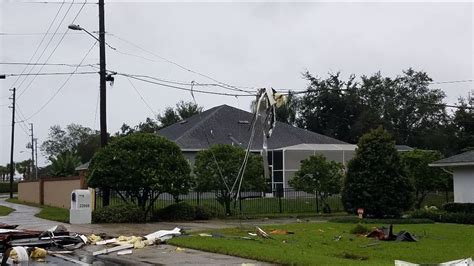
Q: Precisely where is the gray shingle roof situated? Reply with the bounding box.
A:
[430,150,474,167]
[158,104,346,150]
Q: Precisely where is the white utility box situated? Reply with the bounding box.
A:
[70,189,92,224]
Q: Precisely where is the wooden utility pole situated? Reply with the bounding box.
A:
[8,88,16,199]
[29,123,35,180]
[99,0,110,206]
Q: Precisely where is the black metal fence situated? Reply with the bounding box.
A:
[94,188,345,216]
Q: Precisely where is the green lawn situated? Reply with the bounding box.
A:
[0,205,14,216]
[169,222,474,265]
[6,198,69,223]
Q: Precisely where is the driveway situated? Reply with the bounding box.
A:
[0,198,273,265]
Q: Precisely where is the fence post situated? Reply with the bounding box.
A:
[197,191,200,206]
[239,191,242,213]
[315,191,319,213]
[278,188,282,213]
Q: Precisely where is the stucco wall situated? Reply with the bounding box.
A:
[43,178,82,208]
[453,166,474,203]
[18,181,40,204]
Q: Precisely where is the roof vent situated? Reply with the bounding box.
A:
[179,120,188,124]
[238,120,249,124]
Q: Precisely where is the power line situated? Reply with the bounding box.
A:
[117,73,254,97]
[429,79,473,85]
[0,62,98,67]
[18,0,89,100]
[18,1,95,4]
[15,0,76,99]
[0,32,84,36]
[18,41,97,122]
[7,0,66,91]
[5,71,97,77]
[108,33,254,94]
[125,77,158,117]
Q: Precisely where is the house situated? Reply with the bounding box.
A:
[159,104,411,192]
[429,150,474,203]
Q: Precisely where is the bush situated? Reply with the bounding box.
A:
[194,205,216,220]
[342,128,413,218]
[92,204,145,223]
[442,203,474,213]
[410,209,474,224]
[153,202,197,221]
[153,203,217,221]
[0,182,18,193]
[329,216,434,224]
[350,224,369,234]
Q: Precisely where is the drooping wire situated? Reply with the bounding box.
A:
[125,76,158,117]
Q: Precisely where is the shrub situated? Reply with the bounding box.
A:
[92,204,145,223]
[329,216,434,224]
[0,182,18,193]
[410,209,474,224]
[153,203,217,221]
[153,203,197,221]
[350,224,369,234]
[194,205,216,220]
[342,128,413,218]
[442,203,474,213]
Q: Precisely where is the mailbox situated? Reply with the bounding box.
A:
[70,189,92,224]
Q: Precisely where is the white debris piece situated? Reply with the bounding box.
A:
[117,249,133,256]
[92,244,134,256]
[394,258,473,266]
[95,238,117,245]
[144,227,181,242]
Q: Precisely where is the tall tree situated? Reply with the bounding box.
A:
[176,100,203,120]
[194,144,265,215]
[341,127,413,217]
[15,160,32,180]
[453,93,474,153]
[41,124,100,163]
[0,165,9,182]
[50,151,81,177]
[157,107,180,128]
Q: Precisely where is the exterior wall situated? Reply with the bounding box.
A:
[17,176,86,209]
[453,166,474,203]
[18,181,40,204]
[43,177,82,208]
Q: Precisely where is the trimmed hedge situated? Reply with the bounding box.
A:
[442,203,474,213]
[329,216,434,224]
[0,182,18,193]
[153,202,216,221]
[410,210,474,224]
[92,204,145,223]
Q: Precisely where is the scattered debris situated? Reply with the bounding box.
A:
[394,258,473,266]
[199,233,212,237]
[256,226,272,239]
[175,247,185,252]
[87,234,103,244]
[93,243,134,256]
[117,249,133,256]
[366,225,417,242]
[333,235,343,241]
[270,229,294,235]
[144,227,181,243]
[0,224,18,230]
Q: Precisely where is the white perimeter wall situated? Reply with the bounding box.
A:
[453,166,474,203]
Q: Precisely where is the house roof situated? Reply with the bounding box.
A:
[158,104,347,150]
[429,150,474,167]
[280,143,357,151]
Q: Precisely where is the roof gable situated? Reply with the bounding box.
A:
[430,150,474,167]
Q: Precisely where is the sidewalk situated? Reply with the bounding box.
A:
[0,198,273,265]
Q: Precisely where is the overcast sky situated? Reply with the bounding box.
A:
[0,1,473,167]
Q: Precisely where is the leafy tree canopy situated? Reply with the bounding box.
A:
[50,151,81,177]
[87,133,192,218]
[342,127,413,218]
[289,155,344,212]
[194,144,265,214]
[41,124,100,163]
[401,149,451,209]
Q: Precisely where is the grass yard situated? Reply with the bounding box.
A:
[0,205,14,216]
[168,222,474,265]
[6,198,69,223]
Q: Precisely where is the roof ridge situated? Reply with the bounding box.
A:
[174,105,226,143]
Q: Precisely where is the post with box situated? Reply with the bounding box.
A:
[70,189,92,224]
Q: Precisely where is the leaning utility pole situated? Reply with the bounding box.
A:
[8,88,16,199]
[29,123,35,180]
[98,0,110,206]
